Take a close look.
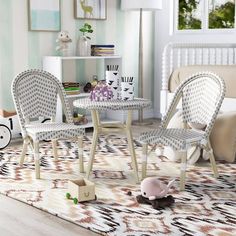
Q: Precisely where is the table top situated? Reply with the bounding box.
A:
[73,98,152,111]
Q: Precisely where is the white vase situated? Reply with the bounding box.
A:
[77,36,91,56]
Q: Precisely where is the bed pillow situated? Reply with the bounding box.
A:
[210,112,236,163]
[166,110,236,163]
[169,65,236,98]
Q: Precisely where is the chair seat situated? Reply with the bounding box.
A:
[25,122,85,141]
[139,128,205,150]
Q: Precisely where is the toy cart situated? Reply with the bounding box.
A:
[0,110,21,150]
[66,178,96,204]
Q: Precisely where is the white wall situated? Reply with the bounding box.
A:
[0,0,155,112]
[154,0,236,118]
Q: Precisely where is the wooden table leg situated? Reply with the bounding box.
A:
[86,110,99,179]
[126,110,139,183]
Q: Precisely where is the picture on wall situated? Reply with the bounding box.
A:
[28,0,61,31]
[74,0,107,20]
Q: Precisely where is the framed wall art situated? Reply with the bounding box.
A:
[28,0,61,31]
[74,0,107,20]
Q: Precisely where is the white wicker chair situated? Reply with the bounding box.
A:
[12,69,85,179]
[139,72,226,190]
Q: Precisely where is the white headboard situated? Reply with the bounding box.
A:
[161,42,236,117]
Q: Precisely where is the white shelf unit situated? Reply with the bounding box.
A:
[42,56,122,127]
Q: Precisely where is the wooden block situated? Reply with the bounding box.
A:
[68,178,95,202]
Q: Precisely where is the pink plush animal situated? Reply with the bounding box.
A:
[141,177,175,200]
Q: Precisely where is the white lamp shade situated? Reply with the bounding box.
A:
[121,0,162,11]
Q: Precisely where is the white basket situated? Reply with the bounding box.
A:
[105,70,120,100]
[121,82,134,101]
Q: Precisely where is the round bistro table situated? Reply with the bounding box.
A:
[73,98,151,182]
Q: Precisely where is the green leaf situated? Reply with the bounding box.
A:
[86,36,91,40]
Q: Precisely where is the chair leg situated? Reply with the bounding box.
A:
[180,150,187,191]
[86,130,98,179]
[20,139,28,166]
[34,141,40,179]
[141,144,148,180]
[208,149,219,178]
[78,136,84,173]
[126,128,139,183]
[52,139,58,160]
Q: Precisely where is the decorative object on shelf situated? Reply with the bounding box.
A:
[62,82,80,95]
[28,0,61,31]
[56,31,72,56]
[83,82,92,93]
[73,113,88,125]
[121,77,134,101]
[83,77,98,93]
[74,0,107,20]
[90,82,113,101]
[77,23,93,56]
[105,65,120,100]
[121,0,162,123]
[66,178,96,203]
[91,44,115,56]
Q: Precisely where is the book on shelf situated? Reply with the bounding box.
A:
[65,90,80,95]
[91,44,115,56]
[62,82,80,95]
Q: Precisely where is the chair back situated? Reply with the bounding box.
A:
[182,75,223,125]
[162,72,225,139]
[12,69,73,135]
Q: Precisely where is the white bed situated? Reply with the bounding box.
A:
[160,42,236,118]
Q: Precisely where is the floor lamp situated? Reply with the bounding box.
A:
[121,0,162,124]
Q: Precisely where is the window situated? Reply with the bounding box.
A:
[176,0,235,31]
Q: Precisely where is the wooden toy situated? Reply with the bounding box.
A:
[66,178,96,204]
[0,109,21,149]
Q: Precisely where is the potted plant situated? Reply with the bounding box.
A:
[77,23,93,56]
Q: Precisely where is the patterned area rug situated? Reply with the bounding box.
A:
[0,134,236,236]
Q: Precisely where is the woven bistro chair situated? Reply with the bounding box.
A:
[12,69,85,179]
[139,72,225,190]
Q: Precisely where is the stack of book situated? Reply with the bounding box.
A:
[91,45,115,56]
[62,82,80,95]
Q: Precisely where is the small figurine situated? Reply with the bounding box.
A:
[56,31,72,56]
[136,177,175,209]
[83,82,92,93]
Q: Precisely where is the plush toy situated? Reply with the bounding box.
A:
[56,31,72,55]
[136,177,175,209]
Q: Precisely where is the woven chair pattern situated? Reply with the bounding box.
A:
[139,72,225,190]
[11,69,85,179]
